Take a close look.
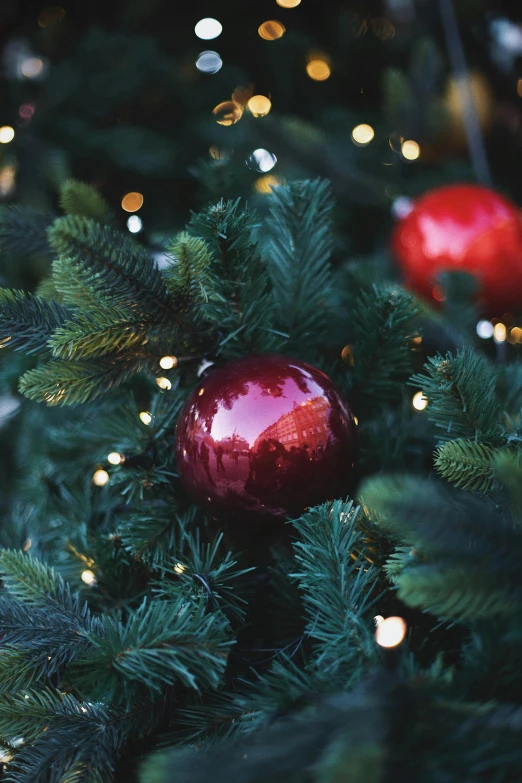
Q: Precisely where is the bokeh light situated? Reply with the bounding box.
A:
[412,391,428,411]
[92,469,109,486]
[401,140,421,160]
[213,100,243,126]
[254,174,282,194]
[0,164,16,197]
[276,0,301,7]
[195,18,222,40]
[156,377,172,390]
[476,320,494,339]
[494,322,507,343]
[247,95,272,117]
[258,21,285,40]
[38,6,66,27]
[121,192,144,212]
[81,570,96,585]
[127,215,143,233]
[375,616,407,648]
[196,51,223,74]
[248,148,277,172]
[20,57,44,79]
[306,59,331,81]
[0,126,15,144]
[139,411,152,425]
[351,124,375,146]
[19,103,35,120]
[107,452,124,465]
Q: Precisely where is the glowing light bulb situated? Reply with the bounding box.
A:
[196,51,223,74]
[107,452,124,465]
[127,215,142,233]
[375,616,407,648]
[494,323,507,343]
[92,469,109,486]
[20,57,44,78]
[174,562,187,574]
[0,126,15,144]
[121,192,143,212]
[247,95,272,117]
[248,148,277,172]
[156,376,172,390]
[81,569,96,585]
[258,20,285,40]
[401,140,420,160]
[198,388,205,396]
[412,391,428,411]
[510,326,522,343]
[195,18,222,40]
[306,59,331,81]
[351,124,375,146]
[276,0,301,6]
[160,355,178,369]
[476,320,494,339]
[139,411,152,425]
[213,101,243,126]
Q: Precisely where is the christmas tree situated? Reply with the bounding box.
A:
[2,1,522,781]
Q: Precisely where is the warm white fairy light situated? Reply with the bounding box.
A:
[159,355,178,369]
[139,411,152,425]
[493,322,507,343]
[92,469,109,486]
[156,376,172,390]
[174,562,187,574]
[351,123,375,146]
[0,126,15,144]
[81,569,96,586]
[375,616,407,648]
[107,452,124,465]
[401,140,421,160]
[412,391,428,411]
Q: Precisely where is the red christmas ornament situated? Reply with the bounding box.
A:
[175,354,357,523]
[391,184,522,315]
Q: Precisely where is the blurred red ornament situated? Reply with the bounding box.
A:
[175,354,357,523]
[391,184,522,315]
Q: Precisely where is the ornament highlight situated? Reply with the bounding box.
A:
[392,184,522,315]
[175,354,357,522]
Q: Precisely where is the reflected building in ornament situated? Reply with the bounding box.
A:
[253,396,330,456]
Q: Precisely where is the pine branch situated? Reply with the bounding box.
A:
[290,500,381,681]
[59,179,114,223]
[116,505,187,569]
[71,597,232,705]
[349,286,418,407]
[434,439,496,494]
[0,289,71,354]
[48,216,175,320]
[18,356,145,406]
[0,205,54,261]
[48,308,150,360]
[163,233,216,306]
[409,347,502,443]
[265,179,334,351]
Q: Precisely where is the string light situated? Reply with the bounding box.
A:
[254,174,282,194]
[306,58,331,81]
[194,18,222,40]
[247,95,272,117]
[375,616,407,648]
[121,192,143,212]
[213,100,243,126]
[159,355,178,369]
[22,538,32,551]
[510,326,522,343]
[401,140,421,160]
[248,148,277,172]
[156,376,172,390]
[494,322,507,343]
[0,164,16,197]
[127,215,143,233]
[258,21,285,40]
[412,391,428,411]
[196,51,223,74]
[0,126,15,144]
[92,469,109,486]
[351,124,375,146]
[81,569,96,586]
[476,320,494,339]
[174,562,187,574]
[20,57,44,78]
[139,411,152,425]
[276,0,301,6]
[107,452,124,465]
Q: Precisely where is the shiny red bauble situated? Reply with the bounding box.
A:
[175,354,357,523]
[391,184,522,315]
